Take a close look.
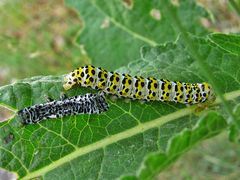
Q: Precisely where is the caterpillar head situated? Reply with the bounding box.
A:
[63,65,97,90]
[18,108,32,124]
[63,72,77,90]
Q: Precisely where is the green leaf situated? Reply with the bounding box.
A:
[129,112,227,180]
[157,2,238,125]
[229,104,240,142]
[209,33,240,56]
[0,33,239,179]
[65,0,209,70]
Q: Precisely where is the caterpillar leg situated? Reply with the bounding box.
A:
[124,98,132,103]
[60,93,68,100]
[44,95,54,102]
[98,91,107,97]
[139,99,148,104]
[194,102,218,113]
[195,104,208,113]
[109,94,119,102]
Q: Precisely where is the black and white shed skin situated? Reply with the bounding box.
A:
[18,93,109,124]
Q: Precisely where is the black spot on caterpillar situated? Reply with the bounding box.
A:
[63,65,216,104]
[17,93,108,125]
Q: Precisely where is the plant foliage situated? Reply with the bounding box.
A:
[0,0,239,179]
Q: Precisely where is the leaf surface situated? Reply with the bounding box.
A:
[127,112,227,180]
[0,34,239,179]
[209,33,240,56]
[65,0,209,69]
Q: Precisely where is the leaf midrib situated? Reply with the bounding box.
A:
[21,89,240,179]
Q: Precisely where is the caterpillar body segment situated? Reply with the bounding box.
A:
[63,65,215,104]
[18,92,108,124]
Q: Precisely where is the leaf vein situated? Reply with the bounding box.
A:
[90,0,158,46]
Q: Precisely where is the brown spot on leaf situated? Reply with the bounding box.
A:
[0,106,15,123]
[200,17,211,29]
[3,133,14,144]
[150,9,161,21]
[100,18,110,29]
[122,0,133,10]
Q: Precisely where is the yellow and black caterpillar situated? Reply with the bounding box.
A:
[63,65,215,104]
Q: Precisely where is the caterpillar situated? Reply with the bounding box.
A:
[17,92,109,124]
[63,65,216,104]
